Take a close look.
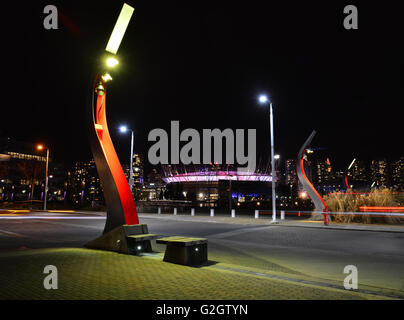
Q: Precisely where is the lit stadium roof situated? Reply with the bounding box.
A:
[162,170,273,183]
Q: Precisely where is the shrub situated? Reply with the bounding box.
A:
[321,189,403,224]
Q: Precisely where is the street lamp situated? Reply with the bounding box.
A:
[258,94,277,223]
[106,57,119,68]
[345,158,356,191]
[119,125,135,193]
[37,144,49,211]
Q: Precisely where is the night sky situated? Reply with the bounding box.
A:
[1,1,403,173]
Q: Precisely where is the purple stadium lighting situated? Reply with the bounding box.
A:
[162,171,273,183]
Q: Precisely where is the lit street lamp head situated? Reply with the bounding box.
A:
[37,144,44,151]
[106,57,119,68]
[101,73,113,82]
[258,94,269,104]
[119,125,128,133]
[274,154,280,160]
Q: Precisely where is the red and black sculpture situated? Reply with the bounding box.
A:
[296,130,329,225]
[90,76,139,234]
[85,3,159,253]
[85,75,151,254]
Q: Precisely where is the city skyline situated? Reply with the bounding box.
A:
[1,135,402,210]
[1,1,403,169]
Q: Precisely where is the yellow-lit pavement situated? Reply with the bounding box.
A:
[0,247,394,300]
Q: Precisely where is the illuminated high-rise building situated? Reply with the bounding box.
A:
[285,159,297,186]
[66,160,103,206]
[347,159,368,182]
[370,159,389,188]
[132,153,144,185]
[391,157,403,190]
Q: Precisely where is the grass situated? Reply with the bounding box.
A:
[0,247,384,300]
[322,189,403,224]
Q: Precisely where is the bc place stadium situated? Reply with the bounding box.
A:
[157,164,279,209]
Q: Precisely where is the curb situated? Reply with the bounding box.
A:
[139,213,404,233]
[276,223,404,234]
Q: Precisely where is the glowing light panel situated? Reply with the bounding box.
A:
[105,3,135,54]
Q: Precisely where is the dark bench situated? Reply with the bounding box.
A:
[124,224,159,255]
[156,236,208,266]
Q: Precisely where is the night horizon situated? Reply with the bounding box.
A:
[1,0,403,171]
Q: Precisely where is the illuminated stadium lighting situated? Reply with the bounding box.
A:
[162,171,273,183]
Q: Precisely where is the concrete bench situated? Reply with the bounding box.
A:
[124,224,159,255]
[157,236,208,266]
[85,223,159,255]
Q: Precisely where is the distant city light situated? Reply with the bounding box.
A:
[299,191,308,199]
[258,95,268,103]
[274,154,280,160]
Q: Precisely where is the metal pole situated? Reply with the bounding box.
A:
[44,148,49,211]
[270,102,276,222]
[129,129,134,192]
[229,178,232,212]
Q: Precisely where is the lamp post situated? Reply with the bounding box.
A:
[37,144,49,211]
[259,95,277,223]
[119,125,135,193]
[345,158,356,192]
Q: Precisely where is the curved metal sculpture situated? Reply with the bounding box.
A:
[89,76,139,234]
[344,175,353,192]
[296,130,328,213]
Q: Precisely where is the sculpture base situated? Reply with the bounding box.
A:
[84,224,155,255]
